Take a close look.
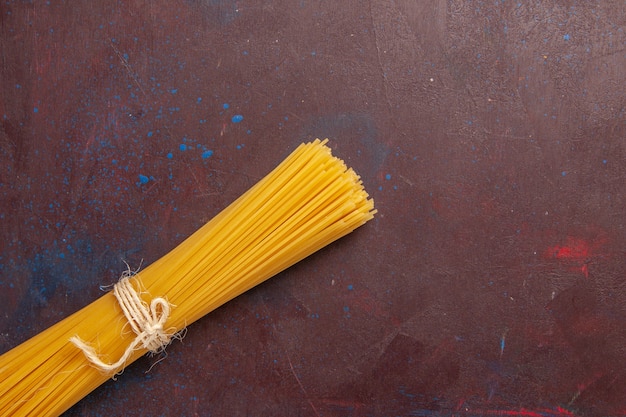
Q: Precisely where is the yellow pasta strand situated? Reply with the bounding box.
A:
[0,139,376,417]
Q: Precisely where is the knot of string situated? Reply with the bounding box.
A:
[69,275,174,375]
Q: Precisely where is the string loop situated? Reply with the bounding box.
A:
[70,275,175,375]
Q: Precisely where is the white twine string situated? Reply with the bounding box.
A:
[69,275,175,375]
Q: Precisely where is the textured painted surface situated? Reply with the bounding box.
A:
[1,1,625,416]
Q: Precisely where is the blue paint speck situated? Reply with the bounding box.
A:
[223,103,230,109]
[202,150,214,159]
[170,88,178,94]
[232,114,244,123]
[179,143,187,151]
[563,34,571,41]
[147,131,154,137]
[138,174,149,184]
[347,284,354,291]
[33,107,39,113]
[561,171,567,177]
[166,152,173,159]
[197,97,202,103]
[385,173,392,180]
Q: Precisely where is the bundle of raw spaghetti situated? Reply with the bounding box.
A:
[0,139,376,416]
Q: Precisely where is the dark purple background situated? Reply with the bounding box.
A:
[1,1,625,416]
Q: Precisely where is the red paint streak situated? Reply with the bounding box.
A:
[543,235,608,278]
[455,398,577,417]
[460,407,576,417]
[545,238,590,260]
[318,398,366,412]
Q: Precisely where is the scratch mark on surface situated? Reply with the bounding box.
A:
[368,0,393,112]
[399,174,414,186]
[257,296,322,417]
[110,41,146,98]
[287,354,321,417]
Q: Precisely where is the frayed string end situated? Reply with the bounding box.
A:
[70,274,177,376]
